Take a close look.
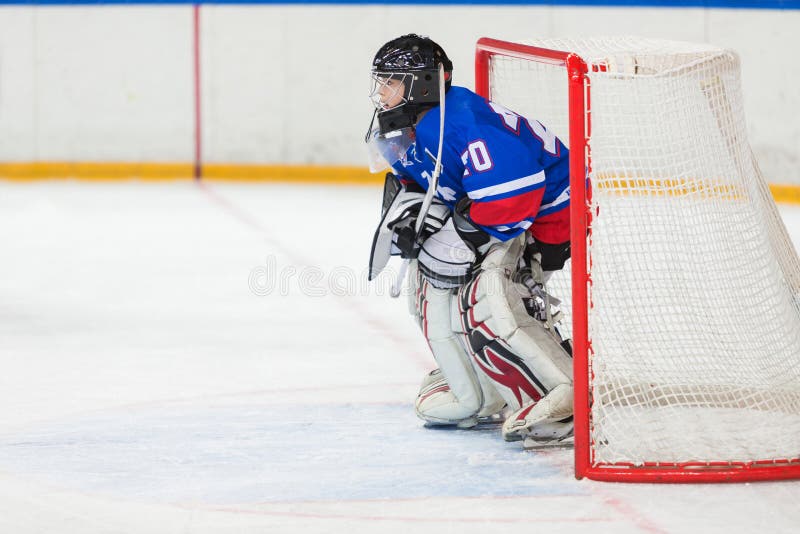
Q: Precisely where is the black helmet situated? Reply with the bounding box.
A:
[368,34,453,134]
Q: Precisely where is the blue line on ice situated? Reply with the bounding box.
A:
[0,403,579,504]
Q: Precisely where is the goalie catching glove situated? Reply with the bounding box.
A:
[369,173,449,280]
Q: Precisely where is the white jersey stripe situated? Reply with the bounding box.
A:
[468,171,545,200]
[539,186,570,211]
[495,220,533,232]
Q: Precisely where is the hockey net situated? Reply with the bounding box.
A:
[476,36,800,482]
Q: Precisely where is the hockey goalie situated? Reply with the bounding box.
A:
[366,34,580,447]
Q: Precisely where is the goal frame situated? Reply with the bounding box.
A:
[475,37,800,483]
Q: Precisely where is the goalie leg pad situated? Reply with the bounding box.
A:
[408,261,505,426]
[456,238,574,440]
[415,369,496,428]
[459,269,573,409]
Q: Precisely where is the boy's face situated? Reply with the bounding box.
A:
[377,77,406,110]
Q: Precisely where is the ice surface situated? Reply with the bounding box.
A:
[0,181,798,533]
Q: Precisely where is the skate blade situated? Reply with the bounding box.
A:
[423,413,505,431]
[522,435,574,450]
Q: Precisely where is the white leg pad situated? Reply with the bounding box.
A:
[408,261,505,425]
[457,237,573,415]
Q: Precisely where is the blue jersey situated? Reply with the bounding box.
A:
[391,86,571,244]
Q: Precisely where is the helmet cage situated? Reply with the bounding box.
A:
[369,69,445,112]
[369,71,413,112]
[368,67,445,136]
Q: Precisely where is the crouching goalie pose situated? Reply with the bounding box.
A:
[366,34,579,446]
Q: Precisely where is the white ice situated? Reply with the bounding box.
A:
[0,181,798,533]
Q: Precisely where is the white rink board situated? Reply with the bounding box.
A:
[0,181,799,533]
[0,5,797,184]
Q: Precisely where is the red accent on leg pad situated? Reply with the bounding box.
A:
[472,346,543,406]
[469,275,481,305]
[513,402,537,422]
[418,383,451,404]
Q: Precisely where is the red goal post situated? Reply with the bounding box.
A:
[476,38,594,480]
[475,36,800,483]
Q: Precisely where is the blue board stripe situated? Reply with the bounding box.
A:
[0,0,798,8]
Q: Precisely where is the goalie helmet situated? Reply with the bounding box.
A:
[368,34,453,135]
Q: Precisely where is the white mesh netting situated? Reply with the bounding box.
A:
[488,36,800,467]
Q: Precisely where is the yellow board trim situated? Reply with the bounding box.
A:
[0,162,798,204]
[202,164,379,185]
[769,183,800,205]
[0,162,195,182]
[0,162,381,185]
[594,176,744,199]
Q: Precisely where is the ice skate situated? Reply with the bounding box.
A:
[501,383,573,442]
